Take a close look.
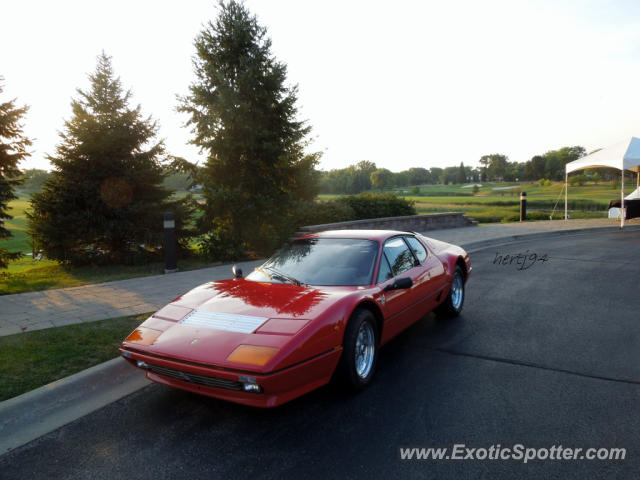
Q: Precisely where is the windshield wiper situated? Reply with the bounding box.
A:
[264,266,304,286]
[253,267,272,280]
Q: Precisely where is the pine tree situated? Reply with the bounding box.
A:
[178,0,319,258]
[0,77,31,268]
[28,53,173,265]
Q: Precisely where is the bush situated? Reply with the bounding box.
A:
[338,193,416,220]
[293,193,416,228]
[291,199,355,227]
[198,229,246,262]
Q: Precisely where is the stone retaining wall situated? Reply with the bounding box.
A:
[299,212,478,234]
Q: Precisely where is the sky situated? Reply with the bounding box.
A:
[2,0,640,173]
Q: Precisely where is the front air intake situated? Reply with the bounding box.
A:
[147,364,244,391]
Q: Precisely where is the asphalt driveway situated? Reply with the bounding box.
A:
[1,230,638,479]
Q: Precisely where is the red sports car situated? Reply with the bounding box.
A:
[120,230,471,407]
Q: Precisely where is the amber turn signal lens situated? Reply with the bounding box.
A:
[226,345,278,367]
[125,327,162,346]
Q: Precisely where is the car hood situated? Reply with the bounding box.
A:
[172,278,336,318]
[123,279,357,370]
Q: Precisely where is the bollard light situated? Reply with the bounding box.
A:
[164,212,178,273]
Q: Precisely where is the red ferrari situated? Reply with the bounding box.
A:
[120,230,471,407]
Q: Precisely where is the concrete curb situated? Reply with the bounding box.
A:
[2,224,639,456]
[0,357,149,455]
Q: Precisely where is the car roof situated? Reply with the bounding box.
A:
[302,230,417,242]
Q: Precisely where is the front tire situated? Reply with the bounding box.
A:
[336,308,378,391]
[435,265,465,317]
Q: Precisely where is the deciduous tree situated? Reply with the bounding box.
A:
[370,168,393,190]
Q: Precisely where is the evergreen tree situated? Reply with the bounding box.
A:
[28,53,175,265]
[178,0,319,257]
[0,77,31,268]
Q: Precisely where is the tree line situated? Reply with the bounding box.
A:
[318,147,625,195]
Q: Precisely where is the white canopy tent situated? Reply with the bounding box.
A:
[564,137,640,228]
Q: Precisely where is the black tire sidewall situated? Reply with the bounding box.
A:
[436,265,465,317]
[339,309,379,390]
[450,266,464,314]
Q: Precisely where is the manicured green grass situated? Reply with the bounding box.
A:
[407,182,633,223]
[0,313,149,401]
[2,197,31,254]
[0,256,221,295]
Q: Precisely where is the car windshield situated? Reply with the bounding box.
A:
[246,238,379,286]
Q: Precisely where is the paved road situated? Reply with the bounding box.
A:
[1,229,638,479]
[2,218,638,337]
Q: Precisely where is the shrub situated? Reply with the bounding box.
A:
[338,193,416,220]
[198,228,246,262]
[293,193,416,227]
[291,199,355,227]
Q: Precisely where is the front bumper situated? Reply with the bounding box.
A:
[119,347,342,408]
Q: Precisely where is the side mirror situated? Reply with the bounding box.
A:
[384,277,413,291]
[232,265,243,278]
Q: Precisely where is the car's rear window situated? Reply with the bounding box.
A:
[246,238,379,286]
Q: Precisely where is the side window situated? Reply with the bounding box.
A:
[377,252,393,283]
[383,237,416,277]
[405,236,427,264]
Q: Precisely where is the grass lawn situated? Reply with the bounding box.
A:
[2,197,30,253]
[0,313,149,401]
[0,256,221,295]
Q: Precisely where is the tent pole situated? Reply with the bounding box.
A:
[564,173,568,220]
[621,170,625,229]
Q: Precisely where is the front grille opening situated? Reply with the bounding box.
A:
[148,364,243,391]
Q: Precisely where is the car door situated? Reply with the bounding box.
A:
[376,236,427,343]
[404,235,447,311]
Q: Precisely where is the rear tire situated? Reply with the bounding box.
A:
[336,308,378,391]
[435,265,465,318]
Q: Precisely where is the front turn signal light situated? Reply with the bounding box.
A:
[124,327,162,346]
[226,345,278,367]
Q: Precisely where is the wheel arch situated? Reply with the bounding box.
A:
[349,300,384,343]
[455,256,468,279]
